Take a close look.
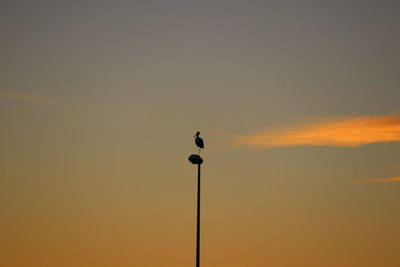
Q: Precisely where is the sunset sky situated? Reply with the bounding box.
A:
[1,1,400,266]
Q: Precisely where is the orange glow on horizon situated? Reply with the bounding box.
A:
[0,91,55,104]
[231,115,400,148]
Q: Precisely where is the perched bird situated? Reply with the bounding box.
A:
[194,131,204,154]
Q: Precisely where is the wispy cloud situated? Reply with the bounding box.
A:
[352,164,400,184]
[352,176,400,184]
[0,91,56,104]
[231,114,400,149]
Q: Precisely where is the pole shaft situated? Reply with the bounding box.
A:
[196,164,201,267]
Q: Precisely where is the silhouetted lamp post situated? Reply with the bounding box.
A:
[188,131,204,267]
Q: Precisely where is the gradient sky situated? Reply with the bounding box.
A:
[1,1,400,266]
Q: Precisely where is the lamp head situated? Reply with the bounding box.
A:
[188,154,203,164]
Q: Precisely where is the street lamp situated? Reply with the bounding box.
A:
[188,132,204,267]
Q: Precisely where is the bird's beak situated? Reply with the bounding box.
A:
[194,132,199,138]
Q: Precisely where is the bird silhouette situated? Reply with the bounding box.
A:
[194,131,204,155]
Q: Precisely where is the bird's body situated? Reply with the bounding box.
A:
[194,131,204,154]
[195,137,204,149]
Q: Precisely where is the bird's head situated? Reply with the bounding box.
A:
[194,131,200,138]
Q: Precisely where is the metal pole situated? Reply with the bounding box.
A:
[196,163,201,267]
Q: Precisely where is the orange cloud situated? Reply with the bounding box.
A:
[352,176,400,184]
[232,115,400,148]
[0,91,55,104]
